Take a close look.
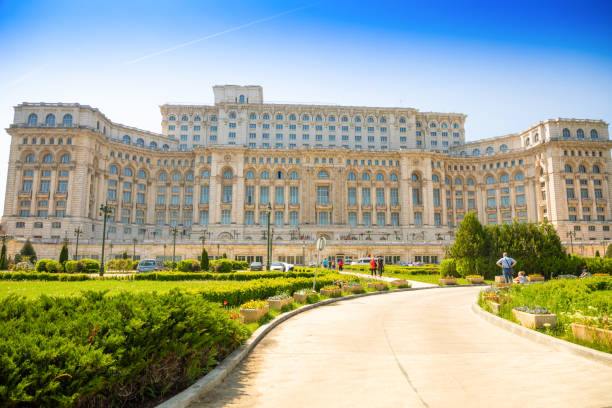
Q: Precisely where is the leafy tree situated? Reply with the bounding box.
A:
[0,242,7,270]
[222,253,227,259]
[59,244,69,270]
[449,211,485,259]
[200,247,209,271]
[20,239,37,263]
[122,251,128,259]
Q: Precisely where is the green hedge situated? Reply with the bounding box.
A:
[104,259,138,271]
[177,259,201,272]
[35,259,62,273]
[0,290,248,407]
[0,272,94,281]
[134,270,323,281]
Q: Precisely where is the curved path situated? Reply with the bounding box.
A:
[192,287,612,408]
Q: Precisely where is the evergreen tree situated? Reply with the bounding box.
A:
[606,244,612,258]
[0,242,7,270]
[449,211,485,259]
[222,252,227,259]
[122,251,128,259]
[200,247,209,271]
[20,239,37,263]
[595,250,601,258]
[59,244,69,270]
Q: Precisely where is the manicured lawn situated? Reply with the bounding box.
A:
[377,270,492,285]
[0,279,246,298]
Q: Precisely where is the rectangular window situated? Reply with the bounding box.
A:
[348,212,357,227]
[245,186,254,204]
[433,189,440,206]
[468,198,475,209]
[581,188,589,199]
[274,211,284,226]
[566,188,575,199]
[107,189,116,200]
[376,188,385,205]
[412,188,421,205]
[260,186,269,204]
[171,195,179,205]
[317,186,329,204]
[516,194,526,205]
[501,196,510,206]
[260,212,268,226]
[456,198,463,208]
[595,189,603,198]
[40,180,50,192]
[434,212,441,226]
[362,188,371,205]
[290,186,299,204]
[185,194,193,205]
[275,186,284,204]
[245,211,254,226]
[221,210,231,225]
[200,185,209,204]
[57,181,68,192]
[377,212,385,226]
[223,185,232,203]
[318,211,329,225]
[487,197,496,207]
[414,212,422,226]
[363,212,371,226]
[391,212,399,226]
[289,211,298,226]
[123,191,131,203]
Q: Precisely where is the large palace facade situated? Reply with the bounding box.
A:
[2,85,611,263]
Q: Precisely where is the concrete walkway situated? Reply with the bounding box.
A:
[192,287,612,408]
[339,270,437,288]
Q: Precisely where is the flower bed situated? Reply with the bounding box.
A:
[487,301,501,314]
[267,294,293,311]
[571,323,612,347]
[367,282,388,290]
[512,307,557,329]
[343,282,364,293]
[495,275,505,283]
[527,274,545,282]
[466,275,484,284]
[390,279,411,288]
[593,273,610,277]
[293,289,317,303]
[439,276,457,285]
[239,300,270,323]
[320,285,342,297]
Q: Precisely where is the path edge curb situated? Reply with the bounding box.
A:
[156,285,443,408]
[471,302,612,367]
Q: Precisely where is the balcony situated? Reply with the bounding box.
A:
[596,198,607,204]
[183,204,193,210]
[375,203,386,210]
[136,202,147,209]
[36,191,50,198]
[273,202,285,209]
[18,190,32,197]
[155,204,166,210]
[54,190,68,198]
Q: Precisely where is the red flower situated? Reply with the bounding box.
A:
[223,301,228,305]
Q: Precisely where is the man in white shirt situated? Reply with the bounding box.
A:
[496,252,517,283]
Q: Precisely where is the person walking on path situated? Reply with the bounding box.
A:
[338,259,344,271]
[496,252,517,284]
[377,257,384,277]
[369,257,377,277]
[323,259,328,269]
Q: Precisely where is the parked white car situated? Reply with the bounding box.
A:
[270,262,294,272]
[351,257,373,266]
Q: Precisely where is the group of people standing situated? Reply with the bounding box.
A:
[322,258,344,271]
[369,257,385,277]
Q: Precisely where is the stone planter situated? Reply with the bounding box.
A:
[487,301,501,314]
[467,276,484,284]
[293,292,316,303]
[343,284,364,293]
[484,295,500,303]
[528,275,545,282]
[571,323,612,346]
[390,279,411,288]
[239,304,270,324]
[512,308,556,329]
[495,275,505,283]
[367,282,388,290]
[439,277,457,285]
[320,288,342,297]
[268,297,293,311]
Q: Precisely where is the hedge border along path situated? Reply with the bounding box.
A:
[155,284,491,408]
[471,301,612,367]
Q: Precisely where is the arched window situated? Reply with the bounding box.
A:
[194,116,201,122]
[246,171,255,179]
[472,148,480,156]
[62,114,72,126]
[579,164,586,173]
[223,170,233,179]
[263,114,270,120]
[290,171,299,180]
[42,153,53,163]
[454,178,462,185]
[500,144,508,152]
[276,114,283,120]
[261,171,269,179]
[150,141,158,148]
[399,117,406,123]
[347,172,356,181]
[289,114,296,120]
[239,95,245,103]
[138,170,146,179]
[60,154,70,163]
[136,138,144,146]
[27,113,37,125]
[25,153,35,163]
[158,172,167,181]
[411,173,419,182]
[122,135,131,144]
[485,176,494,184]
[354,117,362,123]
[342,116,349,122]
[486,146,494,155]
[318,171,329,178]
[460,151,467,157]
[563,128,570,138]
[172,172,181,181]
[362,173,370,181]
[276,171,284,179]
[329,115,336,122]
[368,117,375,123]
[109,165,118,174]
[376,173,385,181]
[45,114,55,126]
[162,144,169,150]
[593,165,600,174]
[316,115,322,121]
[302,114,309,121]
[514,172,524,181]
[432,174,439,182]
[201,170,210,179]
[229,112,237,119]
[181,115,188,121]
[534,133,539,142]
[525,137,530,146]
[466,177,474,185]
[577,129,584,139]
[168,115,176,121]
[390,173,398,181]
[500,174,509,183]
[591,129,599,139]
[564,164,572,173]
[124,168,133,177]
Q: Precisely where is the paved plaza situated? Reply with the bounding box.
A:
[193,287,612,408]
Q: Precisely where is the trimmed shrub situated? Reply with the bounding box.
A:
[64,260,84,274]
[212,259,232,273]
[231,260,249,271]
[45,260,62,273]
[177,259,201,272]
[35,258,52,272]
[80,258,100,273]
[440,258,458,278]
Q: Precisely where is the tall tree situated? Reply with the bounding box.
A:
[59,244,69,270]
[606,244,612,258]
[20,239,37,263]
[449,211,485,259]
[200,247,209,271]
[0,242,7,270]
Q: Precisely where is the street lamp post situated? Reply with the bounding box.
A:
[302,240,306,266]
[266,203,272,270]
[132,238,137,260]
[74,226,82,260]
[170,226,179,270]
[99,202,113,276]
[601,240,607,258]
[567,230,576,255]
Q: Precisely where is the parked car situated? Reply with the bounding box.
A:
[283,262,295,272]
[397,262,414,267]
[270,261,287,272]
[136,259,167,273]
[351,257,373,266]
[250,261,263,271]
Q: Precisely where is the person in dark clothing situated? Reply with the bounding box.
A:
[377,257,384,277]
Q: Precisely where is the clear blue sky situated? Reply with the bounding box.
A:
[1,0,611,212]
